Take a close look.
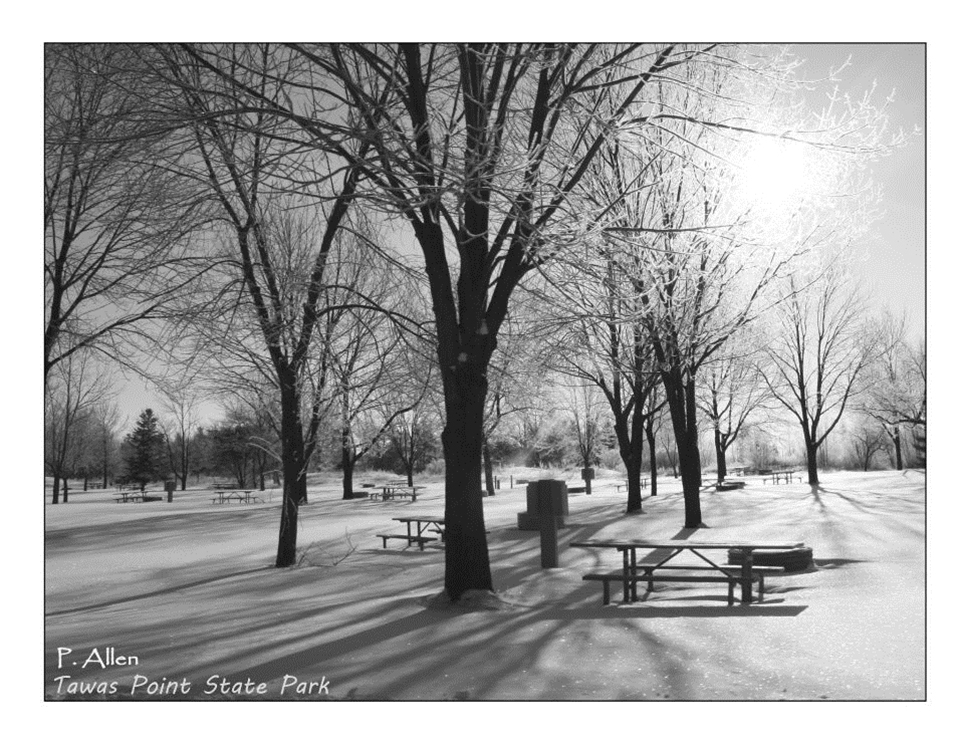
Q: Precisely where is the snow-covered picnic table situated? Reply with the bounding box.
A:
[615,477,649,491]
[211,489,258,504]
[377,515,445,550]
[571,538,805,605]
[114,490,163,503]
[371,482,423,501]
[762,470,801,484]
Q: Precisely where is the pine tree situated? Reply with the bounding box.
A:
[124,409,166,488]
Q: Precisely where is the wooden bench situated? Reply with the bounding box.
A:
[615,478,649,492]
[583,564,783,605]
[115,494,163,503]
[376,533,437,551]
[380,486,423,501]
[761,471,801,485]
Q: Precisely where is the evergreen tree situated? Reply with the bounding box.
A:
[124,409,166,488]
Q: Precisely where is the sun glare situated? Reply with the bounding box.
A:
[736,137,816,216]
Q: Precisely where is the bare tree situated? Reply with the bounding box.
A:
[148,44,395,567]
[544,268,663,513]
[761,268,880,484]
[859,311,925,469]
[293,43,698,598]
[480,314,552,494]
[554,47,895,526]
[45,350,114,503]
[90,401,124,489]
[849,418,888,471]
[157,381,205,490]
[44,44,205,383]
[697,334,770,482]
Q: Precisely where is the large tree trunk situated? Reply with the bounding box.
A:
[677,431,702,525]
[625,455,644,514]
[52,474,61,504]
[890,426,903,470]
[341,444,356,500]
[714,428,727,482]
[613,417,645,513]
[180,444,188,491]
[804,434,819,485]
[663,371,703,527]
[276,381,307,567]
[441,379,492,600]
[482,439,495,496]
[646,421,658,496]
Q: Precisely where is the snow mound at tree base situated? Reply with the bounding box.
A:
[422,589,521,612]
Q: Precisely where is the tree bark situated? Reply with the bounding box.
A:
[441,374,492,600]
[805,439,819,485]
[646,423,658,497]
[482,439,495,496]
[52,474,61,504]
[625,455,644,514]
[662,370,702,527]
[890,427,903,470]
[341,442,356,500]
[714,428,727,482]
[276,379,307,567]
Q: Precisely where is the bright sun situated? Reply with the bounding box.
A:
[736,137,816,215]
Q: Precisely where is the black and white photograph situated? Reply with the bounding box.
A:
[34,12,942,726]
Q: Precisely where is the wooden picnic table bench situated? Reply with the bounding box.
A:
[114,491,163,503]
[762,470,801,485]
[210,488,260,504]
[372,484,424,501]
[571,539,805,605]
[377,515,445,550]
[615,477,650,492]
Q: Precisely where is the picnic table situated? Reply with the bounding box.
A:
[370,482,423,501]
[114,490,163,503]
[762,470,801,485]
[377,515,445,550]
[571,538,805,605]
[615,477,649,492]
[210,485,260,504]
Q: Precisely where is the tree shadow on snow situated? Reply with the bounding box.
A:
[45,566,272,617]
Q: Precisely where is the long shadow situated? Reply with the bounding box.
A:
[809,485,828,513]
[812,558,867,569]
[45,566,271,617]
[537,603,808,619]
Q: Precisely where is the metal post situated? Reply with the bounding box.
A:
[739,549,753,603]
[537,490,559,568]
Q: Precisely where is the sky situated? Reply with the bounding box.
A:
[789,44,925,340]
[86,43,927,428]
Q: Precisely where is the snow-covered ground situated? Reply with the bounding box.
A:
[44,470,925,702]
